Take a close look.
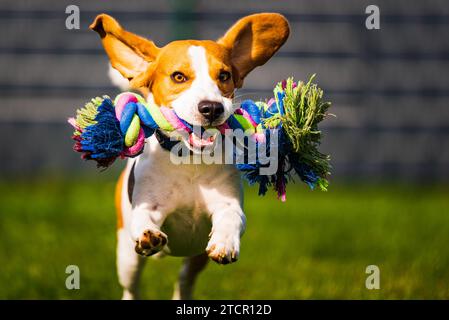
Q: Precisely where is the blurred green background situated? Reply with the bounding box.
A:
[1,176,448,299]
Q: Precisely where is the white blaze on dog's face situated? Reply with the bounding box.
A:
[170,45,233,127]
[90,13,290,143]
[147,40,237,128]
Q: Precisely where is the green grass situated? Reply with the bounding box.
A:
[0,176,449,299]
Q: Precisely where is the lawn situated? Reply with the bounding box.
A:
[0,175,448,299]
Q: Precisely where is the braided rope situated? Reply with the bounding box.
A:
[69,76,332,200]
[108,92,270,156]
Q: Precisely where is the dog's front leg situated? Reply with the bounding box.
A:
[201,182,246,264]
[129,164,175,256]
[206,201,246,264]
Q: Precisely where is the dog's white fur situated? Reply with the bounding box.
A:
[108,64,130,91]
[115,45,246,300]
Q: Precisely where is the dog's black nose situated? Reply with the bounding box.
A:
[198,101,224,122]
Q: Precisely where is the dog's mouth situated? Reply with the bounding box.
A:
[188,131,214,147]
[168,112,228,153]
[179,115,227,150]
[187,130,220,150]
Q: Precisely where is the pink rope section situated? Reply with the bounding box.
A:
[123,128,145,157]
[253,133,266,143]
[115,93,138,120]
[159,107,191,133]
[116,93,144,157]
[267,98,276,107]
[240,109,259,128]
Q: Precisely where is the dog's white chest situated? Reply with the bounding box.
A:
[162,207,212,256]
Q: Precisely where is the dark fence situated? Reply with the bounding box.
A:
[1,0,449,181]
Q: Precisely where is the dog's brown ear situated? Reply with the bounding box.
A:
[90,14,160,83]
[218,13,290,88]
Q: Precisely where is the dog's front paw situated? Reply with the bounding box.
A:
[134,229,168,256]
[206,234,240,264]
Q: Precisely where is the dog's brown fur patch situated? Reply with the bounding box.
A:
[115,163,135,230]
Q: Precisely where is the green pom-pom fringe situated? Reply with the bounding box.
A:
[73,96,109,135]
[264,75,332,191]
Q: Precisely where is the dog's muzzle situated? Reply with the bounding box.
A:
[198,100,224,123]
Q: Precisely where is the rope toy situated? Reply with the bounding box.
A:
[69,75,332,200]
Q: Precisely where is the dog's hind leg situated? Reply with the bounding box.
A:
[172,253,209,300]
[117,228,146,300]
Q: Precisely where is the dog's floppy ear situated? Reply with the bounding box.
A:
[218,13,290,88]
[90,14,160,84]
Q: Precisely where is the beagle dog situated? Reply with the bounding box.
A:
[90,12,290,299]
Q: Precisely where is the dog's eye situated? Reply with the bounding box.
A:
[171,72,188,83]
[218,71,231,82]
